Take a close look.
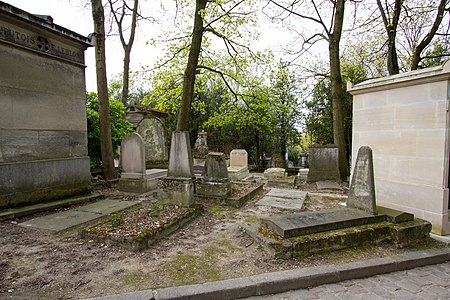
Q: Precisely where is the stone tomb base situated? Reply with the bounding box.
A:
[159,177,195,207]
[196,180,231,197]
[118,169,167,193]
[244,206,430,259]
[228,166,249,180]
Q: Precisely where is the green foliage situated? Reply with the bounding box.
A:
[86,92,133,169]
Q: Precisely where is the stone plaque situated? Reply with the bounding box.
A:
[347,146,376,214]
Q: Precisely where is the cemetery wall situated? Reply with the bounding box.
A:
[348,61,450,235]
[0,3,91,208]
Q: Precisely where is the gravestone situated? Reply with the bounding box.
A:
[228,149,249,180]
[136,118,168,166]
[307,144,340,182]
[347,146,376,214]
[0,3,92,208]
[119,133,166,193]
[120,133,145,175]
[196,152,231,197]
[159,131,195,206]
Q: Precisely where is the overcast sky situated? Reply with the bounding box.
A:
[4,0,296,92]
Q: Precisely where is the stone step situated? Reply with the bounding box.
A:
[261,207,386,238]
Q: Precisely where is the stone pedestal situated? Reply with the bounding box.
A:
[196,152,231,197]
[159,177,195,207]
[119,169,167,193]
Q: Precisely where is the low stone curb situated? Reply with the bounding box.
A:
[86,248,450,300]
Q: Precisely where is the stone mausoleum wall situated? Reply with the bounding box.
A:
[0,3,92,208]
[348,61,450,235]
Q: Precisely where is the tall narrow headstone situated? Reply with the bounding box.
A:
[347,146,376,214]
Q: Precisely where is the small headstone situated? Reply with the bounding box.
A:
[202,152,229,182]
[228,149,249,180]
[230,149,248,168]
[347,146,376,214]
[120,133,145,175]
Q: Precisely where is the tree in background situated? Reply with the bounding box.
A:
[91,0,117,180]
[266,0,349,181]
[107,0,149,106]
[86,92,133,169]
[371,0,449,74]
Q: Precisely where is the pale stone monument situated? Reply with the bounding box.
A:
[136,118,168,166]
[196,152,231,197]
[159,131,195,206]
[118,133,166,193]
[347,146,376,214]
[307,145,340,182]
[227,149,249,180]
[0,3,91,208]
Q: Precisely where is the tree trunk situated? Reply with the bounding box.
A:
[91,0,117,180]
[122,48,131,105]
[377,0,402,75]
[329,0,349,181]
[176,0,207,132]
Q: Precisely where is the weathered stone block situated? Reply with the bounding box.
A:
[307,145,340,182]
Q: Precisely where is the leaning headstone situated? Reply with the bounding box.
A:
[307,144,340,182]
[196,152,231,197]
[136,118,168,167]
[228,149,249,180]
[347,146,376,214]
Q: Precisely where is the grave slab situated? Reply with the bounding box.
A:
[256,196,304,210]
[76,199,139,215]
[262,207,386,238]
[19,210,103,232]
[19,199,140,232]
[266,188,308,200]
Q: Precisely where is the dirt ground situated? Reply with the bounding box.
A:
[0,183,418,300]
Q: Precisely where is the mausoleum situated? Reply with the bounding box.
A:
[348,60,450,235]
[0,3,92,208]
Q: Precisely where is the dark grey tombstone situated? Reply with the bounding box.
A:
[202,152,229,182]
[307,145,340,182]
[347,146,376,214]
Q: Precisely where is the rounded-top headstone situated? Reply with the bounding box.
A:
[120,132,145,174]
